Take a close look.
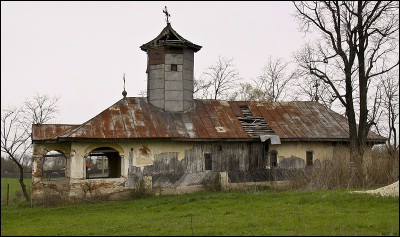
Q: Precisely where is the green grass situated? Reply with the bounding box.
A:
[1,188,398,236]
[1,178,32,205]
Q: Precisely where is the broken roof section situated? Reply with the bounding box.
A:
[32,98,386,144]
[140,23,202,52]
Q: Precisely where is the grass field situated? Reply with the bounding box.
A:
[1,177,32,205]
[1,185,398,236]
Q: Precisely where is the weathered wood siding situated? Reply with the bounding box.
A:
[128,141,268,189]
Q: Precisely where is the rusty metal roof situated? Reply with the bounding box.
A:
[32,124,79,141]
[32,97,386,143]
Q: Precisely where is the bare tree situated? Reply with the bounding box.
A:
[232,57,296,102]
[193,75,212,99]
[1,94,59,201]
[230,82,270,101]
[293,1,399,184]
[139,89,147,97]
[23,94,60,124]
[203,56,240,100]
[374,71,399,158]
[256,56,296,102]
[295,74,336,108]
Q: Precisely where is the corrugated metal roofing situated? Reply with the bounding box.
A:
[32,97,386,143]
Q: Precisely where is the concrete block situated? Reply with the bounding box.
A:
[165,101,183,112]
[149,64,165,70]
[149,78,165,90]
[183,69,193,80]
[165,54,183,64]
[183,79,193,91]
[149,99,164,110]
[149,68,165,79]
[149,89,165,100]
[177,65,183,72]
[183,49,194,61]
[183,59,194,70]
[183,89,193,101]
[166,81,183,91]
[166,71,182,81]
[165,90,183,101]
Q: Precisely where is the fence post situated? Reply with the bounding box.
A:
[7,183,9,206]
[219,172,228,190]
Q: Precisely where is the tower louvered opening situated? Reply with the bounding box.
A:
[238,105,275,137]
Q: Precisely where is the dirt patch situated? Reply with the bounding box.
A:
[352,181,399,197]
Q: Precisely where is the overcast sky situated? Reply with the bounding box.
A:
[2,1,315,124]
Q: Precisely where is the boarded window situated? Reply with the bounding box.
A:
[306,151,313,166]
[204,153,212,170]
[270,150,277,167]
[171,64,177,71]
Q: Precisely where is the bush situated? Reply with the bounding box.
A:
[288,147,399,190]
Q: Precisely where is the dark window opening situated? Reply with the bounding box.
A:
[42,150,67,180]
[270,150,277,167]
[86,147,121,179]
[306,151,313,166]
[218,145,222,151]
[171,64,177,71]
[204,153,212,170]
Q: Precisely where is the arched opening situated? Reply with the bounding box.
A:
[42,150,67,180]
[85,147,121,179]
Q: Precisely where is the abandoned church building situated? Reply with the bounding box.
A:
[31,20,386,203]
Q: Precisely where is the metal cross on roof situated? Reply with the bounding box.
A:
[163,6,170,24]
[122,73,127,97]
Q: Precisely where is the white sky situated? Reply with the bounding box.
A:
[2,1,315,124]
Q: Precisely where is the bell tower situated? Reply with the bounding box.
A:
[140,11,201,112]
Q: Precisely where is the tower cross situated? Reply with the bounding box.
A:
[122,73,127,97]
[163,6,170,24]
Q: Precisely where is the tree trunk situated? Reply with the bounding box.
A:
[18,165,30,202]
[349,143,366,188]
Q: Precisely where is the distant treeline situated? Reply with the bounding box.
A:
[1,173,32,178]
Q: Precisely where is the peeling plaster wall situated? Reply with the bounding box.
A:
[33,140,372,203]
[270,141,335,165]
[128,141,268,192]
[32,140,195,203]
[270,141,374,168]
[31,143,72,202]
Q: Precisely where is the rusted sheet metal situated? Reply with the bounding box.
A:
[32,124,79,141]
[276,102,307,138]
[197,100,219,138]
[287,102,322,138]
[294,101,331,138]
[223,102,248,138]
[32,98,387,143]
[139,98,159,137]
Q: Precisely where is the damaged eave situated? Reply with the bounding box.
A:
[55,137,261,143]
[140,23,201,52]
[279,137,387,144]
[32,139,61,144]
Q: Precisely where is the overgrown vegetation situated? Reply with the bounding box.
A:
[201,172,221,192]
[1,189,398,236]
[288,146,399,190]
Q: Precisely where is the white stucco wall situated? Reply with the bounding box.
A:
[270,141,351,164]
